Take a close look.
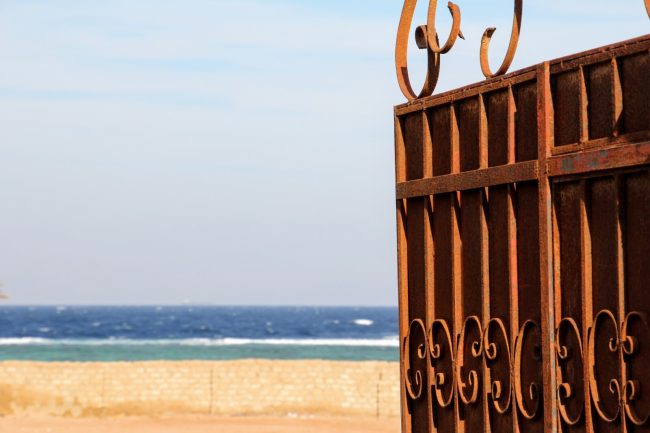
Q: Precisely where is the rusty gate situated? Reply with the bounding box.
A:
[394,2,650,433]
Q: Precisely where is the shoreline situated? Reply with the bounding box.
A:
[0,359,400,420]
[0,415,401,433]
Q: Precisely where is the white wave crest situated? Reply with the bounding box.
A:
[0,337,50,345]
[352,319,374,326]
[217,338,397,347]
[0,337,399,348]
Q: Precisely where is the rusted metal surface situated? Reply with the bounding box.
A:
[395,0,650,101]
[394,31,650,433]
[396,0,523,100]
[480,0,523,79]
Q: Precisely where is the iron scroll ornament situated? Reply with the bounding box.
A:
[554,317,585,426]
[396,0,650,101]
[395,0,522,101]
[480,0,523,79]
[429,319,456,407]
[587,310,650,426]
[395,0,461,101]
[402,317,542,421]
[513,320,542,420]
[483,318,513,414]
[403,318,427,400]
[456,315,483,405]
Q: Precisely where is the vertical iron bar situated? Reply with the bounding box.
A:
[507,85,521,433]
[423,110,435,433]
[614,175,628,433]
[450,103,465,433]
[479,93,491,433]
[611,58,623,137]
[537,61,558,433]
[578,66,589,144]
[395,113,411,433]
[579,180,594,433]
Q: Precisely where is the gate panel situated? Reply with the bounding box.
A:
[624,173,650,433]
[396,35,650,433]
[552,172,650,433]
[553,180,590,433]
[620,53,649,134]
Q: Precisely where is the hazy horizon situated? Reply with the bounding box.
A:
[0,303,398,307]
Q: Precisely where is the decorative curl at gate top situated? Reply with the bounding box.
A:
[395,0,520,101]
[395,0,650,101]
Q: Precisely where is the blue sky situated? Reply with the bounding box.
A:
[0,0,647,305]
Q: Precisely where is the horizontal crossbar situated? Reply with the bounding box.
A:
[396,142,650,199]
[547,141,650,177]
[396,161,538,198]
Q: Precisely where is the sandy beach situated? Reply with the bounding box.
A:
[0,360,400,431]
[0,416,400,433]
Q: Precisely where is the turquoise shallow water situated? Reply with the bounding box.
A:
[0,306,399,361]
[0,342,398,362]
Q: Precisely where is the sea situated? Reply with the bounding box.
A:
[0,306,399,362]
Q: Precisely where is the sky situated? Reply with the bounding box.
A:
[0,0,647,306]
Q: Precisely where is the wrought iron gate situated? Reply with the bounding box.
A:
[394,3,650,433]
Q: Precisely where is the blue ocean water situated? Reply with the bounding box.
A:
[0,306,398,362]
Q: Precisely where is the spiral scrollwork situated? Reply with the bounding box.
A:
[620,311,649,426]
[480,0,523,79]
[397,0,525,100]
[403,319,428,400]
[483,318,513,414]
[587,309,622,423]
[401,315,541,419]
[398,311,650,426]
[396,0,442,101]
[425,1,464,54]
[456,315,483,405]
[513,319,542,420]
[555,317,584,426]
[585,309,650,426]
[395,0,466,100]
[396,0,650,100]
[428,319,456,407]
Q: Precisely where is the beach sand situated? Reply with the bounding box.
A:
[0,360,400,419]
[0,360,401,432]
[0,416,401,433]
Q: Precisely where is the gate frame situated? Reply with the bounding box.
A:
[395,34,650,433]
